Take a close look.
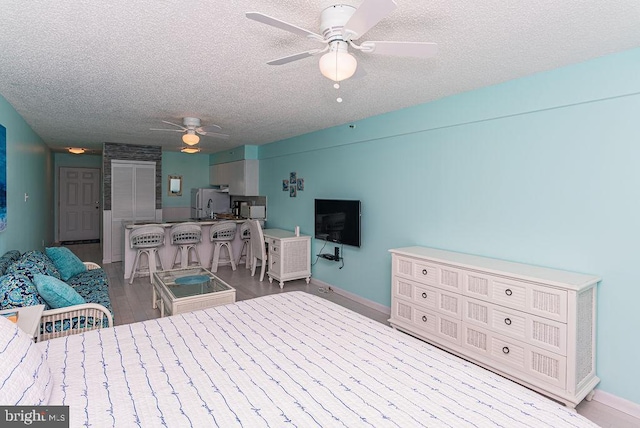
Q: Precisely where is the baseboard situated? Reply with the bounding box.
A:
[593,389,640,419]
[309,278,391,316]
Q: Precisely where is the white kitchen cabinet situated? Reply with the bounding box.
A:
[389,246,600,408]
[209,160,259,196]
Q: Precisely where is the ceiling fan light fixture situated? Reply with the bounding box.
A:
[181,146,201,154]
[319,41,357,82]
[182,132,200,145]
[68,147,85,154]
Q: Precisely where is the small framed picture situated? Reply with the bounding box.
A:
[289,171,297,185]
[297,178,304,191]
[289,186,297,197]
[282,179,289,191]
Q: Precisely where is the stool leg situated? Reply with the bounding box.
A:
[129,250,141,284]
[148,249,157,283]
[245,243,252,269]
[226,243,237,271]
[192,244,202,267]
[180,245,189,268]
[211,243,221,272]
[172,246,181,269]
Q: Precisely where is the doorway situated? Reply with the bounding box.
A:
[59,167,101,243]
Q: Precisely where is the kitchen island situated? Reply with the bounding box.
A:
[122,218,247,281]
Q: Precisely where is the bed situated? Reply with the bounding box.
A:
[6,292,597,427]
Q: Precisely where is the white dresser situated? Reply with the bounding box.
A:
[263,229,311,288]
[389,246,600,408]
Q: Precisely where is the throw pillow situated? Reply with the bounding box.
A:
[7,251,61,280]
[0,316,53,405]
[32,274,85,309]
[0,274,47,310]
[45,247,87,281]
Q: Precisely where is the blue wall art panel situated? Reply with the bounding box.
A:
[0,124,5,232]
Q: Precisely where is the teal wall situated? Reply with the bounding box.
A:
[0,94,54,252]
[53,153,103,242]
[162,151,211,207]
[259,48,640,404]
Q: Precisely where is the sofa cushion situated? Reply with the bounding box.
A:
[45,247,87,281]
[0,274,47,310]
[67,269,113,314]
[6,251,61,281]
[0,250,21,276]
[32,274,85,309]
[0,316,53,405]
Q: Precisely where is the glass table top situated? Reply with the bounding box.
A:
[154,267,233,299]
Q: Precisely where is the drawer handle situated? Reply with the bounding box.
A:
[421,315,428,322]
[421,292,428,299]
[505,289,513,296]
[422,269,428,276]
[504,318,512,326]
[502,346,510,354]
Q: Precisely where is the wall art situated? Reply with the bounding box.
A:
[282,179,289,191]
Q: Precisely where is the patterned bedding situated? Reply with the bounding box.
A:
[38,292,597,427]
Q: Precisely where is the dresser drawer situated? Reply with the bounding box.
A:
[391,297,460,345]
[393,276,437,309]
[393,255,462,291]
[462,297,567,355]
[463,326,567,389]
[465,273,568,323]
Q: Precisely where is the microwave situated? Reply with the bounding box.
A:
[241,205,266,219]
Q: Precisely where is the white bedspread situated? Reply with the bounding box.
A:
[38,292,597,427]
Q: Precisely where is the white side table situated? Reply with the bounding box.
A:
[263,229,311,288]
[0,305,45,341]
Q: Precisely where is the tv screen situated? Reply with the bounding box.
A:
[314,199,361,247]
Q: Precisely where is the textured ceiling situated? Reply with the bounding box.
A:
[1,1,639,154]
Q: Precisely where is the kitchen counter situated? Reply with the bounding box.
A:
[123,216,246,229]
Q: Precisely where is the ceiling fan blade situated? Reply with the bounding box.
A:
[149,128,185,133]
[267,49,322,66]
[197,124,222,133]
[161,120,187,130]
[360,41,438,58]
[246,12,324,41]
[342,0,397,41]
[200,132,230,140]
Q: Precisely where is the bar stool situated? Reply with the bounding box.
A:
[170,223,202,268]
[129,225,165,284]
[210,221,237,272]
[236,221,252,269]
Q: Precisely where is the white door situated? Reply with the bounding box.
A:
[59,167,101,242]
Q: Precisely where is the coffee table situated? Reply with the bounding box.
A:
[152,267,236,317]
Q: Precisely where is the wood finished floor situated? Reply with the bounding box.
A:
[67,243,640,428]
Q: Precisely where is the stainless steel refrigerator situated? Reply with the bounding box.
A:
[190,188,230,219]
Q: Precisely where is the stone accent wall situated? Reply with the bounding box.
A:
[103,142,162,210]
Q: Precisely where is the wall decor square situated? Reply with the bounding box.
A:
[289,185,297,197]
[289,171,297,184]
[297,178,304,191]
[282,179,289,191]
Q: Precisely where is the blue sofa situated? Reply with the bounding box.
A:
[0,249,113,340]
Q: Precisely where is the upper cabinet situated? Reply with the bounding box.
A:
[210,160,259,196]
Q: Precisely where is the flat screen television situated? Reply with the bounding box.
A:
[314,199,361,247]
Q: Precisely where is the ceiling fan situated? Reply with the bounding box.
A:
[246,0,437,82]
[150,117,230,149]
